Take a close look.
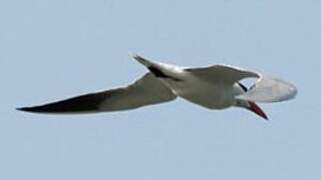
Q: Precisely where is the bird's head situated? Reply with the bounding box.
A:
[234,83,268,120]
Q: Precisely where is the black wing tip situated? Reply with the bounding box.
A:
[16,94,104,114]
[131,53,139,59]
[131,53,143,60]
[16,107,29,112]
[16,103,67,113]
[16,106,45,113]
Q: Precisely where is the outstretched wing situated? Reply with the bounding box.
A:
[17,73,177,114]
[185,64,259,84]
[186,64,297,103]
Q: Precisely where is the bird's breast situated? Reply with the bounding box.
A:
[165,76,234,109]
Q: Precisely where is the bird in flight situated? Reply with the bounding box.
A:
[17,54,297,120]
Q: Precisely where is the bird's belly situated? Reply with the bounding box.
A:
[169,80,234,109]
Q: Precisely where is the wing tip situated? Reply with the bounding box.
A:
[130,53,155,67]
[131,53,146,63]
[16,107,24,112]
[16,106,46,113]
[16,106,30,112]
[129,52,142,61]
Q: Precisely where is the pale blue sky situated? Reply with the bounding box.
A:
[1,0,321,179]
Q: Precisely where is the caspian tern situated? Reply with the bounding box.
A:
[17,54,297,120]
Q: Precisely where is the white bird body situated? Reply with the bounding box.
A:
[18,54,297,120]
[134,56,242,109]
[163,73,236,109]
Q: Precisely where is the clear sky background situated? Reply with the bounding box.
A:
[1,0,321,179]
